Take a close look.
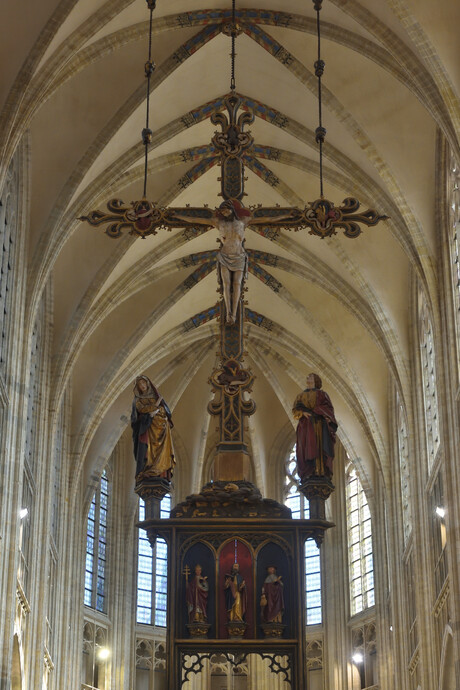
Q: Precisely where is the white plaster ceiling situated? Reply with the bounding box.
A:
[1,0,459,499]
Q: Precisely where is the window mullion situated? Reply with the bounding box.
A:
[93,487,101,610]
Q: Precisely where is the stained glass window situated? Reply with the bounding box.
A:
[24,311,42,476]
[346,465,374,616]
[449,154,460,364]
[419,299,440,472]
[0,155,18,375]
[305,538,322,625]
[84,469,109,612]
[136,497,153,625]
[405,549,418,659]
[396,393,412,544]
[19,302,44,597]
[284,446,320,625]
[50,403,64,547]
[284,446,309,519]
[430,472,448,597]
[18,470,33,594]
[136,494,170,626]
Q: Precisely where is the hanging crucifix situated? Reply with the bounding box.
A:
[80,0,387,322]
[80,0,387,486]
[80,5,387,322]
[80,86,386,320]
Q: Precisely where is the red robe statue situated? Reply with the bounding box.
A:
[293,374,337,480]
[260,566,284,623]
[186,565,209,623]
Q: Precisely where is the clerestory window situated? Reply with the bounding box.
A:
[136,494,170,626]
[346,465,374,616]
[284,446,322,625]
[449,153,460,367]
[396,393,412,544]
[419,298,440,472]
[84,469,109,612]
[284,446,309,519]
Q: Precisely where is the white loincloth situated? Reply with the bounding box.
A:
[217,248,247,272]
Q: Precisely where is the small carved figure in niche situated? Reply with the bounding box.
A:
[224,563,247,621]
[260,565,284,623]
[185,564,209,623]
[292,373,338,480]
[131,375,175,480]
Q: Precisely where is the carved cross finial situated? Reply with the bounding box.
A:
[211,93,254,200]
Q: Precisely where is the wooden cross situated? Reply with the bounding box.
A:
[80,93,387,241]
[80,93,387,472]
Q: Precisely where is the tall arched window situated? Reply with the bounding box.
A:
[50,399,66,550]
[429,471,448,598]
[24,312,42,475]
[449,153,460,362]
[84,469,109,612]
[137,494,170,626]
[0,153,18,377]
[419,298,440,472]
[346,464,374,616]
[305,538,322,625]
[284,446,309,519]
[19,304,45,598]
[396,393,412,544]
[284,446,321,625]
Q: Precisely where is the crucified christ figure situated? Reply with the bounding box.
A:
[213,198,250,324]
[174,198,296,324]
[80,96,388,315]
[81,190,386,324]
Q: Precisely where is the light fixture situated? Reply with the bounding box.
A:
[19,508,28,519]
[313,0,326,199]
[141,0,157,200]
[97,647,110,661]
[230,0,238,93]
[436,506,445,518]
[352,652,364,664]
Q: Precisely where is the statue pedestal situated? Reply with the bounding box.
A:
[226,620,247,639]
[135,476,171,545]
[299,476,335,520]
[186,622,211,639]
[261,622,286,638]
[212,451,251,481]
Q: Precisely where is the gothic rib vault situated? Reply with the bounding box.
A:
[0,0,459,612]
[2,0,460,687]
[3,0,457,502]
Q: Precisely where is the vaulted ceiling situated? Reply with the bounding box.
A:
[2,0,459,501]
